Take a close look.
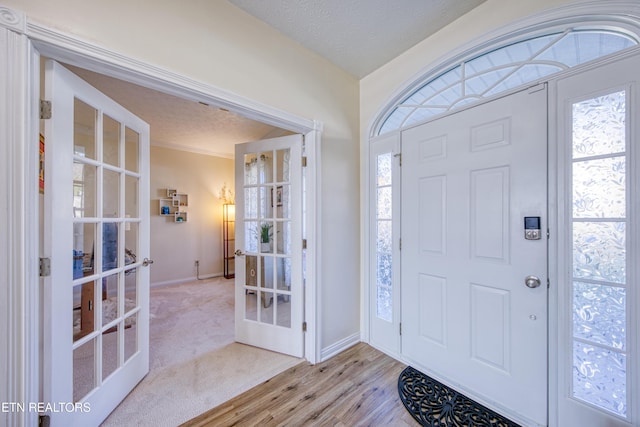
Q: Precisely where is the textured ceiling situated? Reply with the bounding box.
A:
[66,65,282,159]
[228,0,487,78]
[65,1,487,157]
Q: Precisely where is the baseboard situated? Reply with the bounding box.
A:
[151,273,224,288]
[319,332,361,362]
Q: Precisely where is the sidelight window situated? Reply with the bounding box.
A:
[571,90,628,417]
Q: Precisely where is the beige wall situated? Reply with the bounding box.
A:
[150,146,233,285]
[7,0,361,351]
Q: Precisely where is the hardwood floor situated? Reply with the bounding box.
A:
[182,343,418,427]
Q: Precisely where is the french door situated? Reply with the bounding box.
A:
[43,60,150,426]
[234,135,304,357]
[401,86,548,426]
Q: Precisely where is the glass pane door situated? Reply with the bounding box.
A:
[71,100,143,402]
[243,149,293,327]
[234,135,303,357]
[44,60,150,425]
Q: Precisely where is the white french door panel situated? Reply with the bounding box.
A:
[234,135,304,357]
[554,52,640,427]
[369,133,401,356]
[43,60,150,426]
[401,87,548,426]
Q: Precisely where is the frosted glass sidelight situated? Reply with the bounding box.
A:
[572,91,625,159]
[573,157,625,219]
[573,222,625,284]
[375,152,394,323]
[377,187,392,219]
[376,243,392,322]
[377,286,392,323]
[573,341,627,416]
[573,281,626,349]
[377,253,392,288]
[571,88,629,418]
[377,153,391,186]
[377,220,392,254]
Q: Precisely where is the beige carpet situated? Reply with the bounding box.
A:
[101,277,301,426]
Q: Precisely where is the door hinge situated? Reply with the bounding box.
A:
[39,414,50,427]
[302,321,307,332]
[302,239,307,249]
[399,238,402,251]
[40,100,52,119]
[302,156,307,167]
[394,152,402,166]
[39,257,51,277]
[547,278,550,289]
[399,322,402,336]
[547,229,550,239]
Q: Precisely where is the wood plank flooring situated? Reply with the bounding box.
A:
[182,343,418,427]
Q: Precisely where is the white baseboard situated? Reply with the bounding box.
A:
[319,332,361,362]
[151,273,225,288]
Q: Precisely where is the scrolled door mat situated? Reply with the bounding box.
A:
[398,366,521,427]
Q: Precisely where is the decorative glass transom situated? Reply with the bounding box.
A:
[377,29,637,135]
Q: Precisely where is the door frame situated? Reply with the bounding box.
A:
[1,7,321,425]
[363,47,640,427]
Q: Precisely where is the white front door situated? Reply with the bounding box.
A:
[234,135,304,357]
[43,60,150,426]
[401,86,548,426]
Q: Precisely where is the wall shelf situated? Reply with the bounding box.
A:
[159,188,189,222]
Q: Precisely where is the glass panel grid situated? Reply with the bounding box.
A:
[378,30,637,136]
[570,90,628,417]
[375,153,393,322]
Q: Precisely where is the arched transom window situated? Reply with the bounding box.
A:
[377,29,637,135]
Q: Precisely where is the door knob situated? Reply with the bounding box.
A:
[142,258,154,267]
[525,275,541,288]
[234,249,245,257]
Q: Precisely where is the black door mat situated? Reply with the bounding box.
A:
[398,366,522,427]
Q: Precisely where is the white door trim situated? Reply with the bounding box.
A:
[0,7,40,427]
[1,5,322,424]
[24,17,322,363]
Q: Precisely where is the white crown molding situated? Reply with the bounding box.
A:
[369,0,640,137]
[25,20,320,135]
[0,5,25,34]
